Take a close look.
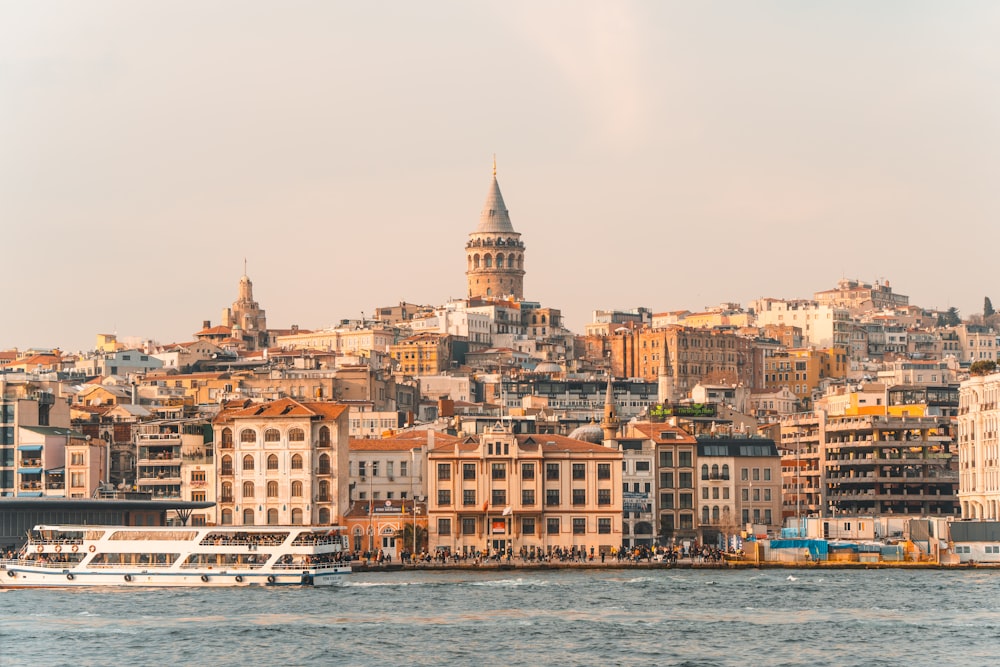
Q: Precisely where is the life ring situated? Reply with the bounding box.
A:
[6,570,15,577]
[124,574,132,582]
[66,573,75,581]
[266,575,276,584]
[71,545,79,553]
[36,545,44,553]
[54,545,61,553]
[234,575,243,583]
[88,545,96,553]
[200,574,209,582]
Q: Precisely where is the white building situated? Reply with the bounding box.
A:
[749,299,851,349]
[958,372,1000,519]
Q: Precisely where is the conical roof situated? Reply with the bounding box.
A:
[476,175,515,234]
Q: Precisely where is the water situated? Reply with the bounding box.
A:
[2,568,999,667]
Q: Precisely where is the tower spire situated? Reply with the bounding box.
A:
[492,153,496,177]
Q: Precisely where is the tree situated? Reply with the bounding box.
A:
[986,297,995,318]
[970,360,997,376]
[394,523,428,554]
[938,307,961,327]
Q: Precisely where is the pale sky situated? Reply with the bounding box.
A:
[3,1,998,352]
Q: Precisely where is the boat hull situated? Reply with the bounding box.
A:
[1,564,350,588]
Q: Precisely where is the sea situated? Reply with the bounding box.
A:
[1,568,998,667]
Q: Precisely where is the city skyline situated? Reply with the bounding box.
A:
[3,2,998,351]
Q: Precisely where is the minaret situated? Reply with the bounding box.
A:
[658,346,676,404]
[601,376,621,446]
[465,158,526,300]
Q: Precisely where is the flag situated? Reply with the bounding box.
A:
[502,506,512,516]
[482,501,489,512]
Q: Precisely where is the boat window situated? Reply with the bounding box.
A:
[108,531,197,541]
[89,553,180,567]
[181,553,268,569]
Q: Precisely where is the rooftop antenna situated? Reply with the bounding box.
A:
[492,154,497,177]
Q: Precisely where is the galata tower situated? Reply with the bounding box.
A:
[465,161,526,300]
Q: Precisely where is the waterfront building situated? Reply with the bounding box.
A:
[389,333,454,375]
[957,371,1000,519]
[213,398,349,526]
[349,432,447,502]
[1,389,71,497]
[344,497,428,558]
[749,298,851,349]
[426,425,623,556]
[696,435,782,542]
[465,163,526,301]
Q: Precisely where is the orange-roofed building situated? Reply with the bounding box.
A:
[212,398,350,526]
[426,425,623,557]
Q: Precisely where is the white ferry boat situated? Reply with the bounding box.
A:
[0,524,352,588]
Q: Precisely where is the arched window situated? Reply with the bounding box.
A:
[722,464,730,480]
[267,481,279,498]
[702,506,710,524]
[473,254,480,269]
[291,480,303,497]
[264,428,280,443]
[243,455,255,471]
[242,481,255,498]
[318,508,331,524]
[291,508,303,525]
[712,506,720,522]
[243,509,255,525]
[318,453,331,475]
[291,454,303,470]
[267,454,279,471]
[240,429,257,444]
[288,428,305,442]
[220,455,233,476]
[318,426,331,448]
[484,254,493,268]
[267,508,279,525]
[711,464,719,479]
[496,253,504,268]
[221,428,233,449]
[221,481,233,502]
[221,509,233,525]
[701,464,709,480]
[318,480,330,501]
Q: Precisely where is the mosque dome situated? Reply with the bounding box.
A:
[534,361,563,374]
[567,423,604,444]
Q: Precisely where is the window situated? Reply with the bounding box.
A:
[660,492,674,509]
[702,488,709,500]
[764,469,771,481]
[318,426,331,447]
[242,455,255,471]
[572,489,586,505]
[221,482,233,502]
[521,463,535,479]
[679,472,693,488]
[752,489,760,502]
[701,464,709,480]
[679,451,692,467]
[371,461,379,477]
[267,454,279,471]
[573,518,586,535]
[659,451,673,467]
[598,489,611,505]
[221,428,233,449]
[291,481,303,497]
[522,489,536,505]
[572,463,586,480]
[243,509,255,525]
[597,463,611,480]
[401,461,408,477]
[190,470,206,483]
[492,463,506,480]
[437,463,451,481]
[463,489,477,506]
[264,428,280,443]
[242,481,255,498]
[723,487,730,500]
[288,428,305,442]
[71,452,84,465]
[764,489,772,501]
[70,472,85,488]
[742,488,749,502]
[679,514,693,530]
[521,518,535,535]
[358,461,367,477]
[318,453,331,475]
[291,454,303,470]
[267,481,278,498]
[291,508,303,525]
[635,461,650,472]
[462,518,476,535]
[722,464,730,480]
[463,463,476,480]
[267,508,279,525]
[546,463,560,480]
[546,489,560,506]
[546,518,560,535]
[438,518,451,536]
[679,493,693,509]
[318,480,330,501]
[660,471,674,487]
[437,489,451,506]
[741,468,749,481]
[753,468,760,481]
[492,489,506,505]
[240,429,256,444]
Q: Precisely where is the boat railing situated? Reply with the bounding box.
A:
[29,538,85,546]
[178,562,268,570]
[88,562,176,569]
[272,561,349,571]
[1,558,81,570]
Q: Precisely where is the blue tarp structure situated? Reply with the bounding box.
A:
[768,539,829,558]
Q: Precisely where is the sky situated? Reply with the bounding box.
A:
[2,1,999,352]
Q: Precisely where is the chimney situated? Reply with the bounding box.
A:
[203,320,211,329]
